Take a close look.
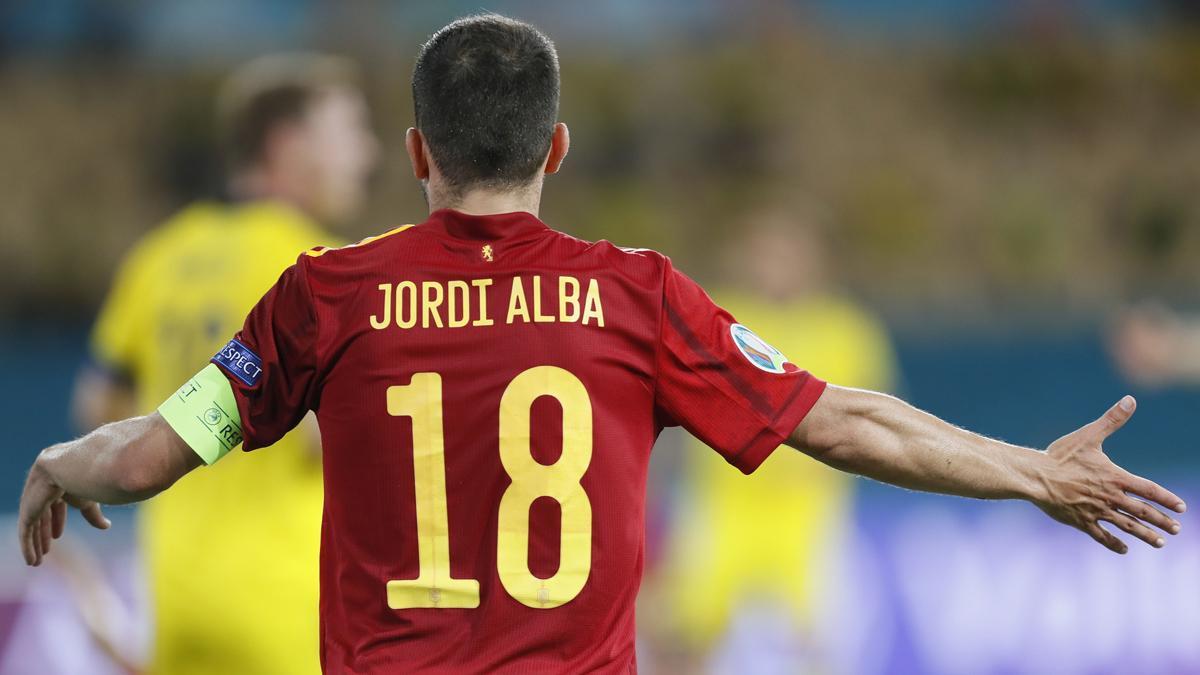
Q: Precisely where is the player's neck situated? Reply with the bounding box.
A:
[428,183,542,218]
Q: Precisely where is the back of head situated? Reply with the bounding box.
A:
[412,15,560,194]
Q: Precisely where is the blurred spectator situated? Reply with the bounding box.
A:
[67,54,378,675]
[1110,303,1200,387]
[657,208,899,671]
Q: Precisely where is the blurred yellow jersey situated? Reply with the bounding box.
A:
[91,201,332,675]
[665,291,897,643]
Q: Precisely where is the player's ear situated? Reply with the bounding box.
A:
[405,127,430,181]
[544,123,569,176]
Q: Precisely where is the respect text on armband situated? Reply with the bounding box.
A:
[212,338,263,387]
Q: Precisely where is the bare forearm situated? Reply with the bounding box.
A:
[36,413,199,505]
[788,385,1184,554]
[789,386,1049,502]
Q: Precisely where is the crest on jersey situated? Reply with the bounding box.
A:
[730,323,789,374]
[481,245,494,262]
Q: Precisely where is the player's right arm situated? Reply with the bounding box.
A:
[788,386,1185,553]
[654,258,1184,556]
[19,257,320,566]
[18,413,201,565]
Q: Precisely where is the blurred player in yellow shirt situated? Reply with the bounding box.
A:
[71,55,378,675]
[662,210,898,668]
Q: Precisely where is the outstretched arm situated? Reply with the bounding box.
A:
[789,385,1185,553]
[18,413,202,566]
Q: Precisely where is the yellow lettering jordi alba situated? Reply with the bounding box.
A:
[371,276,604,330]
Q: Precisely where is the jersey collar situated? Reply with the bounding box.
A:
[424,209,550,241]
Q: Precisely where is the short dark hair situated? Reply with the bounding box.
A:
[217,54,359,170]
[412,15,560,193]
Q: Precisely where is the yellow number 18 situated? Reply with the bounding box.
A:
[385,367,594,610]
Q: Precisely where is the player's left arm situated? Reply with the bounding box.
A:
[18,413,202,566]
[788,385,1185,553]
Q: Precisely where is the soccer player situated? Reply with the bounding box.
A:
[20,15,1185,674]
[68,55,378,675]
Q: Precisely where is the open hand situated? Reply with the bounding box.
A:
[1035,395,1185,553]
[18,456,111,566]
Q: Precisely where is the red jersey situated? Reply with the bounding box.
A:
[215,209,826,674]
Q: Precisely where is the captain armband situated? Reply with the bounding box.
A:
[158,364,244,465]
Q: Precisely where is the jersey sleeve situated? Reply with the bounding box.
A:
[654,260,827,474]
[212,255,322,451]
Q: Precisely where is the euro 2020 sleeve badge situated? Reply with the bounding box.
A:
[729,323,790,373]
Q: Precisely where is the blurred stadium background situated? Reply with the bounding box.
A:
[2,1,1199,673]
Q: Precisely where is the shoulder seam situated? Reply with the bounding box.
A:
[304,224,415,258]
[651,255,669,414]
